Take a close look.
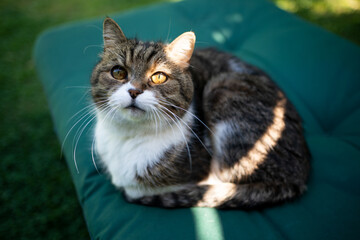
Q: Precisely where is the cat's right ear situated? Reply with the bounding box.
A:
[103,17,127,49]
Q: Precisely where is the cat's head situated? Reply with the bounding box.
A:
[91,18,195,128]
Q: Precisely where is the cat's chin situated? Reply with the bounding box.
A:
[124,105,146,116]
[112,107,149,123]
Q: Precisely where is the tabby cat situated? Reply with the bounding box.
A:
[90,18,310,208]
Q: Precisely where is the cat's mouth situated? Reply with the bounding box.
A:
[124,103,145,113]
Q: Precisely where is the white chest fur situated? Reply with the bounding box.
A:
[95,111,192,190]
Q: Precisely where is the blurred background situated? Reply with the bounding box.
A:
[0,0,359,239]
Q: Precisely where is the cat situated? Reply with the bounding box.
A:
[90,17,310,209]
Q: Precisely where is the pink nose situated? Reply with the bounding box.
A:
[128,88,143,99]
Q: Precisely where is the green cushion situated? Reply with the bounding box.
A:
[34,0,360,239]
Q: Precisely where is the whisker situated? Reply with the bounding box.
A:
[156,106,193,170]
[157,97,214,135]
[157,104,212,157]
[151,109,159,136]
[90,105,118,173]
[91,135,100,174]
[74,104,113,173]
[150,105,176,136]
[62,85,93,105]
[77,89,93,105]
[62,105,98,156]
[83,44,104,54]
[73,113,98,174]
[67,100,107,124]
[85,24,103,32]
[64,101,109,173]
[165,19,172,43]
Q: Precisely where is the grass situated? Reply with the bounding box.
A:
[0,0,166,239]
[0,0,358,239]
[273,0,360,45]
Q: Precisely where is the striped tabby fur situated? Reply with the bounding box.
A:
[90,18,310,209]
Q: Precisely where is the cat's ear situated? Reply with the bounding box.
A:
[165,32,196,68]
[103,17,127,48]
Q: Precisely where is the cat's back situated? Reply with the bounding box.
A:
[192,47,310,185]
[191,48,267,78]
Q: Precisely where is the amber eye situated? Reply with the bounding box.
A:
[151,72,168,84]
[111,66,127,80]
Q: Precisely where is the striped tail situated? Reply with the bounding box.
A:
[124,182,307,209]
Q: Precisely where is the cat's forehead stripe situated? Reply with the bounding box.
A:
[125,47,132,67]
[143,46,156,62]
[118,42,161,68]
[133,44,145,60]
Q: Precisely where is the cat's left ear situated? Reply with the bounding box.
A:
[165,32,196,68]
[103,17,127,49]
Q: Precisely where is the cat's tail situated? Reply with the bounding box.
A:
[125,182,307,209]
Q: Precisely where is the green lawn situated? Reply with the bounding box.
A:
[0,0,359,239]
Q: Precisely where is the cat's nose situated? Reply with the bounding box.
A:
[128,88,143,99]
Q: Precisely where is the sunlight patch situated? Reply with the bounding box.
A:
[191,208,224,240]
